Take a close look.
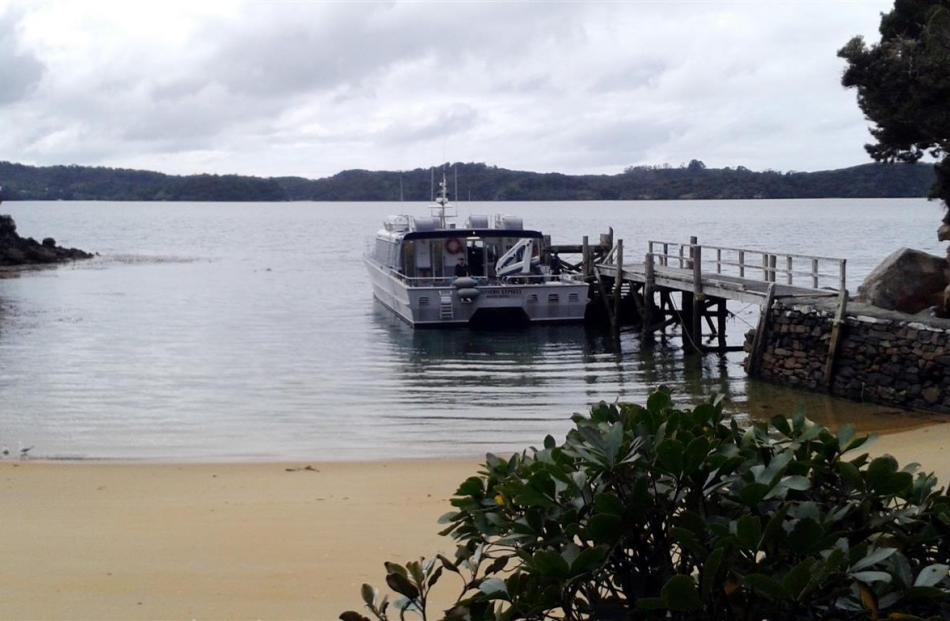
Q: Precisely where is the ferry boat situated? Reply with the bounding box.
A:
[365,172,590,326]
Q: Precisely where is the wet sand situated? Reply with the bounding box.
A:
[0,425,947,620]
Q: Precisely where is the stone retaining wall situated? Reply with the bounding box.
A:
[748,301,950,414]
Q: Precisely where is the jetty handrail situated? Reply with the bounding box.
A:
[393,272,585,287]
[646,240,847,292]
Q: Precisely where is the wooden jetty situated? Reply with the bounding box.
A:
[549,233,848,356]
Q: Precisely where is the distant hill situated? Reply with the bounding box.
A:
[0,159,938,202]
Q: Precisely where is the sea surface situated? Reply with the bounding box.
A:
[0,199,944,461]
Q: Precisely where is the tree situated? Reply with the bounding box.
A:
[343,389,950,621]
[839,1,950,232]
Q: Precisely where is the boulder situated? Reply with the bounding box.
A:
[0,215,16,237]
[857,248,949,314]
[0,214,93,266]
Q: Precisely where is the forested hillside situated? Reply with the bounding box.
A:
[0,159,936,202]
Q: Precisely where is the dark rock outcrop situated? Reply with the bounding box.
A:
[857,248,949,314]
[0,214,93,266]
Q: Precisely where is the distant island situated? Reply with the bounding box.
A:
[0,159,937,202]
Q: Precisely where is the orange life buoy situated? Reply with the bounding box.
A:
[445,238,463,254]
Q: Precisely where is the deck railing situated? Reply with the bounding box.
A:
[387,271,584,288]
[645,240,847,292]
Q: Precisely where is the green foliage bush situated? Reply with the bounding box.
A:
[342,389,950,620]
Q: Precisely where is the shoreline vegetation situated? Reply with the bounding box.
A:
[0,422,944,620]
[0,159,937,202]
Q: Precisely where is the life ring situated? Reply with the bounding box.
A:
[446,238,463,255]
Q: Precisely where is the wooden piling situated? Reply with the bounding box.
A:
[681,291,695,350]
[612,239,624,339]
[691,244,703,349]
[823,289,849,388]
[717,298,727,351]
[748,283,777,376]
[642,252,654,338]
[582,236,591,279]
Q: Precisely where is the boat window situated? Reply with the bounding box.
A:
[467,239,485,277]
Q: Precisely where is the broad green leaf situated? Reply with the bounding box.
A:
[360,583,376,607]
[684,436,711,474]
[571,547,607,575]
[657,439,685,476]
[647,389,672,414]
[455,476,484,497]
[385,572,419,599]
[913,564,949,587]
[702,547,725,598]
[736,515,762,551]
[479,578,508,598]
[851,547,897,572]
[783,558,815,600]
[593,493,623,516]
[531,550,570,578]
[660,575,702,611]
[587,513,622,544]
[743,573,789,601]
[851,570,892,584]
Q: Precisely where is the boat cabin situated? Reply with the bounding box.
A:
[372,214,544,283]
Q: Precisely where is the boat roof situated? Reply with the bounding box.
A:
[402,228,543,241]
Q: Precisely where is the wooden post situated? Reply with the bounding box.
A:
[594,267,613,330]
[692,244,703,348]
[739,250,745,278]
[812,258,819,289]
[786,256,793,285]
[582,235,590,279]
[748,283,777,377]
[762,253,769,281]
[769,254,777,283]
[717,298,727,351]
[662,242,669,267]
[839,259,847,292]
[688,236,698,269]
[612,239,624,339]
[716,248,722,274]
[643,252,654,338]
[681,291,695,350]
[823,289,849,388]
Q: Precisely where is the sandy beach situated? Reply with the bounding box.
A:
[0,425,947,621]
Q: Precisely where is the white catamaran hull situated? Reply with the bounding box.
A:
[366,259,589,326]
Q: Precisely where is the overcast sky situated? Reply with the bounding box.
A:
[0,1,894,179]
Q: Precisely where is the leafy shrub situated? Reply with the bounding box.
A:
[342,388,950,620]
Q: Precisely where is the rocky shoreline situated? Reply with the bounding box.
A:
[0,214,93,266]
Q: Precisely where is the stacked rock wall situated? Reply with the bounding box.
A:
[750,302,950,414]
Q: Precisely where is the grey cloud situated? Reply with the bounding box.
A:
[375,104,478,145]
[0,0,897,177]
[0,10,44,105]
[196,2,585,98]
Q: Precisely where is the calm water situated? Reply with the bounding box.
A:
[0,199,943,460]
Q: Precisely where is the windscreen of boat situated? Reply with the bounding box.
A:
[400,230,542,280]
